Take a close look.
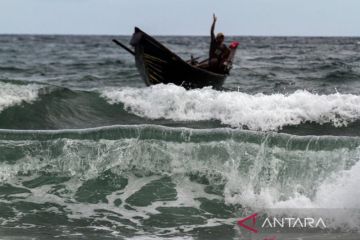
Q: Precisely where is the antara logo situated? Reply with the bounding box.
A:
[261,217,327,229]
[237,213,327,233]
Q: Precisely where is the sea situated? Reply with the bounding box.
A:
[0,34,360,240]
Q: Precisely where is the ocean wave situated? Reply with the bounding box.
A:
[0,66,28,72]
[0,82,41,113]
[324,69,360,81]
[101,84,360,131]
[1,124,359,149]
[0,85,140,130]
[1,124,360,231]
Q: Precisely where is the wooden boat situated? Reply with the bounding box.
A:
[114,27,239,89]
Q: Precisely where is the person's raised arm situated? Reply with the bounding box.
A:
[211,14,217,40]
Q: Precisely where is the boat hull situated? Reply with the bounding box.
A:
[130,27,227,89]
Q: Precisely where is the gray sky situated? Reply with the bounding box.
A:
[0,0,359,36]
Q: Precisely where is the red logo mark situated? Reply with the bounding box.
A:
[237,213,258,233]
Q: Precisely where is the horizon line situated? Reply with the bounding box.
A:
[1,32,360,38]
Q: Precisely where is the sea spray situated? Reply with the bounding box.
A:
[101,84,360,131]
[0,82,40,113]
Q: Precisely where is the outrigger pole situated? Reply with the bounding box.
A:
[112,39,135,56]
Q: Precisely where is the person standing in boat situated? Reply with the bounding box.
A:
[209,14,230,72]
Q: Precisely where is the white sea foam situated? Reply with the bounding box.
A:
[267,159,360,209]
[225,160,360,209]
[223,155,360,230]
[0,82,40,113]
[101,84,360,131]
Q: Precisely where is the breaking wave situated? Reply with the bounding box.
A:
[0,81,41,113]
[1,125,360,216]
[101,84,360,131]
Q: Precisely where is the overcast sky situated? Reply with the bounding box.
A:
[0,0,359,36]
